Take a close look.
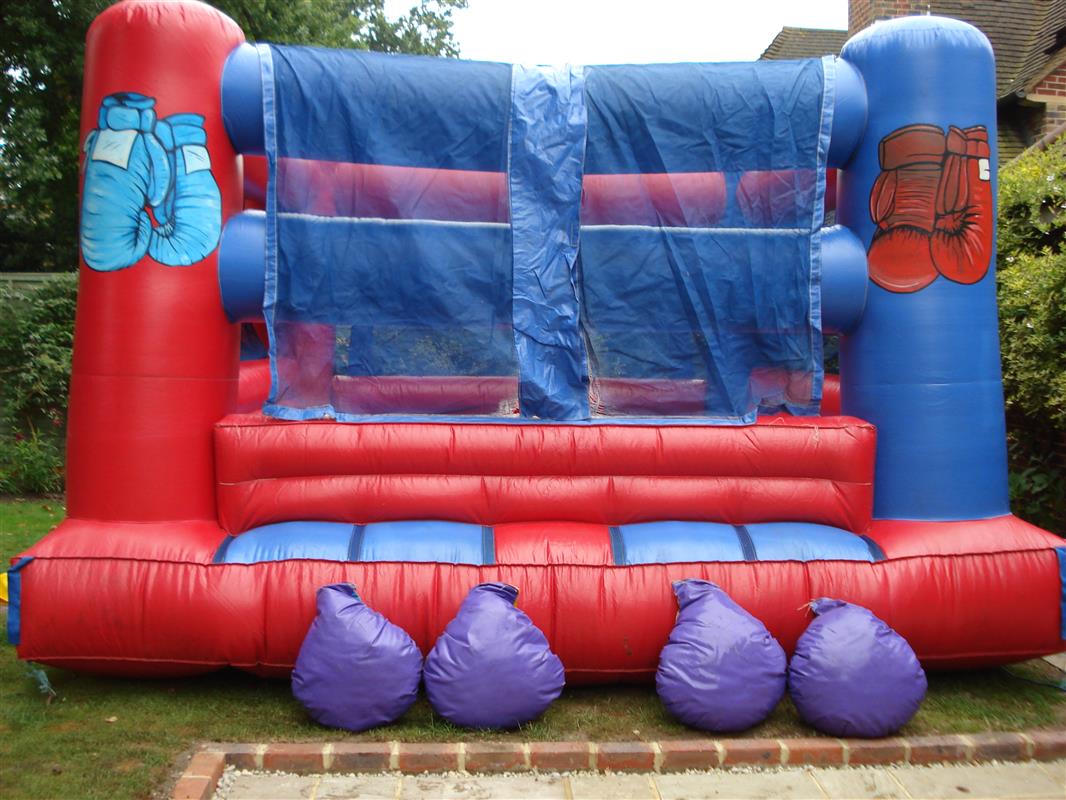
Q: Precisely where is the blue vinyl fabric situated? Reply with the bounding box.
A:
[837,18,1008,519]
[584,61,828,175]
[5,557,32,645]
[215,521,493,565]
[614,522,882,565]
[214,520,880,567]
[612,522,747,564]
[216,521,354,563]
[1057,548,1066,639]
[509,65,590,420]
[259,45,831,423]
[355,521,494,565]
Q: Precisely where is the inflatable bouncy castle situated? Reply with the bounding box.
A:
[7,0,1066,680]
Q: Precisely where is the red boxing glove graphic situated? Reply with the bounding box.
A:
[931,125,993,284]
[867,124,946,293]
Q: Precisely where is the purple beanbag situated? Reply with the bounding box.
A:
[788,598,927,738]
[424,583,565,729]
[292,583,422,731]
[656,579,787,731]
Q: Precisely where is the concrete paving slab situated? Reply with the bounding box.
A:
[1042,652,1066,672]
[222,771,314,799]
[653,770,824,800]
[888,760,1066,799]
[1037,761,1066,783]
[568,773,658,800]
[213,760,1066,800]
[807,767,908,799]
[317,774,401,799]
[399,773,569,800]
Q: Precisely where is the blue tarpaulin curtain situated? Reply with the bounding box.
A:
[259,44,832,423]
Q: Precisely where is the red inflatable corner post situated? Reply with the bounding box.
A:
[70,0,244,522]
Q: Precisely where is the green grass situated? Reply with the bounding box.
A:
[1,498,1064,799]
[0,496,64,560]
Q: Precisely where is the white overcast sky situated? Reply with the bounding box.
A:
[409,1,849,64]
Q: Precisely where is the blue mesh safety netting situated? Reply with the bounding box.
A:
[259,44,832,423]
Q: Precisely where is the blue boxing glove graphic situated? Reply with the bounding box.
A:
[80,93,221,271]
[81,93,171,271]
[149,113,222,266]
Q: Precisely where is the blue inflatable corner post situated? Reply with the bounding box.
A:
[838,17,1008,520]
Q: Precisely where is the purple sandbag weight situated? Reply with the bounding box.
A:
[656,579,787,731]
[424,582,565,729]
[292,583,422,732]
[788,598,927,738]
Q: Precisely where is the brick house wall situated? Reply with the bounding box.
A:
[1028,62,1066,137]
[849,1,928,36]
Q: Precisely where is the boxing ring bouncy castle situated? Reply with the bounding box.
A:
[7,0,1066,680]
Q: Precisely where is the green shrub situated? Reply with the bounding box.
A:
[0,427,64,495]
[997,136,1066,533]
[0,274,76,495]
[998,249,1066,429]
[998,140,1066,257]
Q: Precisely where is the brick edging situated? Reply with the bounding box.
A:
[170,729,1066,800]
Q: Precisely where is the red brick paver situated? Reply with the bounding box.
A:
[397,742,460,773]
[171,728,1066,798]
[463,742,527,772]
[720,738,782,766]
[658,740,721,771]
[968,732,1029,762]
[330,742,392,772]
[1027,729,1066,760]
[172,750,224,800]
[846,737,908,765]
[529,741,590,771]
[597,741,656,771]
[785,737,845,766]
[907,734,972,765]
[261,743,324,773]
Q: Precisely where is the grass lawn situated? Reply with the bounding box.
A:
[1,497,1064,799]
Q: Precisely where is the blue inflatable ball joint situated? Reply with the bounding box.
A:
[788,598,927,738]
[656,579,787,732]
[292,583,422,732]
[424,582,565,730]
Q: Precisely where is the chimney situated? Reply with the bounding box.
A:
[849,1,928,37]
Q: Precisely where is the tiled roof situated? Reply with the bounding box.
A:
[924,0,1065,99]
[1001,0,1066,96]
[760,27,848,60]
[760,2,1066,100]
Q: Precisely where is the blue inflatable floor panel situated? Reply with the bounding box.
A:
[215,520,879,566]
[216,520,494,565]
[614,521,747,565]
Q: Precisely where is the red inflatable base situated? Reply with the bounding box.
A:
[12,514,1064,679]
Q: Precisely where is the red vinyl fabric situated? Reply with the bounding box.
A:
[14,515,1065,678]
[822,374,841,415]
[69,0,243,523]
[241,158,729,226]
[214,414,877,534]
[235,368,843,429]
[236,359,271,413]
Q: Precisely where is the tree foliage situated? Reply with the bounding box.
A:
[0,0,466,273]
